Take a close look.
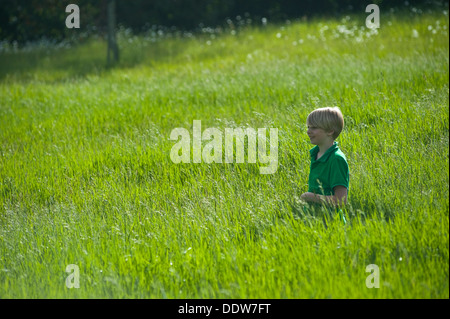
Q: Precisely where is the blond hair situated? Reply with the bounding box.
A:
[306,107,344,140]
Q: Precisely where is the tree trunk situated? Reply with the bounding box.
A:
[107,0,119,66]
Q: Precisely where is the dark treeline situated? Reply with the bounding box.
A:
[0,0,447,44]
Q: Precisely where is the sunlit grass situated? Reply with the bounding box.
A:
[0,9,448,298]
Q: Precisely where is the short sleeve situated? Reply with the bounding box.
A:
[329,156,349,190]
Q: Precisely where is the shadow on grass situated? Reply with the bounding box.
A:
[0,36,191,82]
[287,199,346,228]
[285,196,397,228]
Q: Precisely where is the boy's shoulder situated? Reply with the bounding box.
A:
[327,143,348,165]
[309,142,348,164]
[333,147,347,160]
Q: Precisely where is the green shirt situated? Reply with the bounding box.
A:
[308,141,349,196]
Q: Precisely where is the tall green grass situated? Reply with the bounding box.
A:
[0,9,448,298]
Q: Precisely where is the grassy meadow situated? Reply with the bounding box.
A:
[0,8,448,298]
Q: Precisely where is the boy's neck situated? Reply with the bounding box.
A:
[317,140,335,154]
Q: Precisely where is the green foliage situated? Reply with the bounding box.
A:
[0,10,448,298]
[1,0,448,43]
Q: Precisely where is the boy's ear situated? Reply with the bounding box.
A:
[327,130,334,137]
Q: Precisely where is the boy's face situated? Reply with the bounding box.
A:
[307,125,333,145]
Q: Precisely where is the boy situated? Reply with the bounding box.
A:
[300,107,349,222]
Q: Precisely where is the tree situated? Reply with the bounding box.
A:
[107,0,119,65]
